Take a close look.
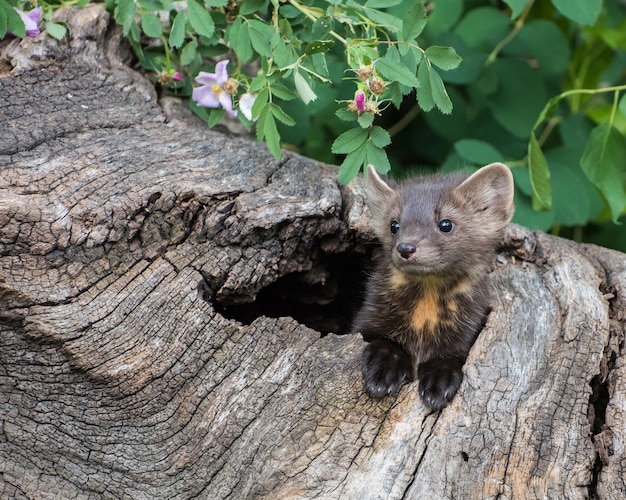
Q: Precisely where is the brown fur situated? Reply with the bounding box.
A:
[353,163,514,409]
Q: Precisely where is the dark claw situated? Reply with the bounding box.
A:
[417,358,464,410]
[362,340,413,398]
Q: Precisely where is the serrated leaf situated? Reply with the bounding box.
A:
[293,71,317,105]
[180,39,198,65]
[376,47,419,88]
[365,142,391,174]
[358,113,374,128]
[248,19,275,57]
[311,15,332,39]
[229,17,253,62]
[331,128,369,154]
[370,126,391,148]
[551,0,601,26]
[240,0,267,15]
[428,68,453,114]
[169,11,186,49]
[263,111,282,160]
[338,147,367,184]
[305,39,335,55]
[188,0,215,38]
[336,108,358,122]
[581,123,626,223]
[416,61,434,112]
[114,0,137,36]
[528,133,552,211]
[269,103,295,126]
[45,22,67,40]
[424,46,462,71]
[140,12,162,38]
[251,88,269,118]
[269,84,296,101]
[402,2,427,41]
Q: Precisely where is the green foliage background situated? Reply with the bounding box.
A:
[278,0,626,251]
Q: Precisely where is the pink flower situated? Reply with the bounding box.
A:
[172,72,182,81]
[192,60,237,117]
[355,92,366,113]
[14,7,41,37]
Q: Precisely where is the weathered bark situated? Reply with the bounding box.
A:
[1,6,624,499]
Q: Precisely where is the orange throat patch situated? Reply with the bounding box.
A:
[411,288,441,333]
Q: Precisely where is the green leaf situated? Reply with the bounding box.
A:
[428,65,453,114]
[619,94,626,120]
[0,7,6,39]
[581,123,626,223]
[454,7,510,51]
[293,71,317,105]
[251,88,269,118]
[503,0,530,19]
[376,47,419,88]
[240,0,267,15]
[503,20,570,76]
[169,11,186,49]
[207,107,225,127]
[424,46,462,71]
[305,40,335,55]
[424,0,462,39]
[370,126,391,148]
[336,109,358,122]
[416,61,434,112]
[331,128,369,154]
[454,139,503,165]
[402,3,427,41]
[114,0,137,36]
[551,0,602,26]
[248,19,275,57]
[2,2,25,38]
[229,17,253,62]
[528,133,552,211]
[358,113,374,128]
[489,58,547,139]
[206,0,228,6]
[188,0,215,38]
[365,141,390,174]
[140,12,162,38]
[311,15,333,40]
[269,84,296,101]
[180,39,198,65]
[45,22,67,40]
[269,103,295,126]
[263,111,282,160]
[338,147,367,184]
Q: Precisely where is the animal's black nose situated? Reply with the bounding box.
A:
[397,242,416,259]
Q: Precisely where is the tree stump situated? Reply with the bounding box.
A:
[1,6,624,499]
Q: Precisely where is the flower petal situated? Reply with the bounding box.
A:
[192,86,220,108]
[219,92,237,117]
[195,71,218,86]
[239,93,257,121]
[215,60,230,85]
[14,7,41,37]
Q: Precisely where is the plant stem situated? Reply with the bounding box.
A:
[287,0,348,45]
[486,0,535,66]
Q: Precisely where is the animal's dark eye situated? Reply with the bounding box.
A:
[390,220,400,235]
[438,219,453,233]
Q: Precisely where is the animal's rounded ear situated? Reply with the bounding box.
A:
[455,162,515,223]
[366,164,395,199]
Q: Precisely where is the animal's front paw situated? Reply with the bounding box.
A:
[362,340,413,398]
[417,358,464,410]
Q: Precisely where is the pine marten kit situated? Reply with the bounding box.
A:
[353,163,514,409]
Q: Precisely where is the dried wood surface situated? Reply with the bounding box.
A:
[0,6,624,499]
